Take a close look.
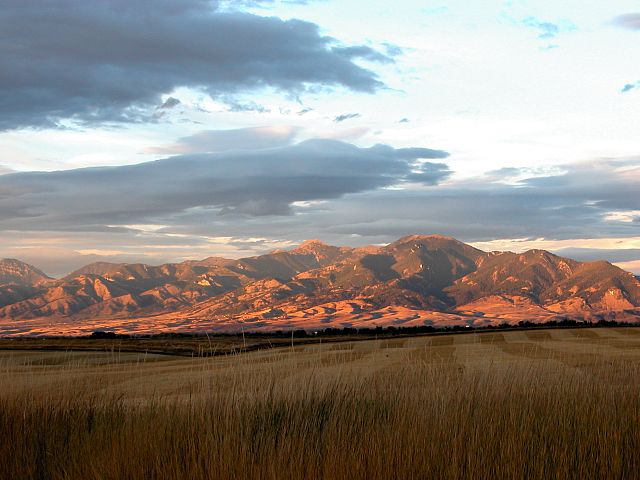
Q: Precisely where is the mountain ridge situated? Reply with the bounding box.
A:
[0,236,638,336]
[0,258,52,287]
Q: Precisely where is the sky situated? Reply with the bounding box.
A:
[0,0,639,276]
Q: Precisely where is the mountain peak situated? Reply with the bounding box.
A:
[66,262,126,279]
[299,239,329,248]
[0,258,51,286]
[292,239,336,254]
[393,234,458,244]
[1,258,29,265]
[389,234,480,252]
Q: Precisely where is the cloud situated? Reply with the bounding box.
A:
[147,126,300,154]
[467,240,640,274]
[0,139,451,229]
[309,159,640,243]
[612,13,640,30]
[3,152,640,274]
[523,17,560,39]
[616,260,640,274]
[224,100,271,113]
[621,82,639,93]
[332,46,393,64]
[469,237,640,254]
[0,245,153,278]
[334,113,362,123]
[603,210,640,223]
[553,248,640,264]
[222,0,323,8]
[158,97,181,110]
[382,43,403,57]
[0,0,388,131]
[304,127,369,142]
[520,16,575,45]
[166,154,639,270]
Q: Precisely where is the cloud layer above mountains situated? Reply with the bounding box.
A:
[0,139,451,228]
[1,131,639,275]
[303,159,640,244]
[0,0,386,130]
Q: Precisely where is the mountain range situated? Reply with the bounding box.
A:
[1,235,639,336]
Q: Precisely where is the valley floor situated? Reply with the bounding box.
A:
[1,328,639,479]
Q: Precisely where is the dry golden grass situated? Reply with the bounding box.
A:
[1,328,640,479]
[0,334,372,357]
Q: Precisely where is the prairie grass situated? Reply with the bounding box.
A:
[1,328,639,479]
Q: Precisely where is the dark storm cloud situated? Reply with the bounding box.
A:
[147,126,300,154]
[612,13,640,30]
[0,139,451,229]
[0,0,387,130]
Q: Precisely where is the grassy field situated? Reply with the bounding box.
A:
[0,333,363,357]
[1,328,639,479]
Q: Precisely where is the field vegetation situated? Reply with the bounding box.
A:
[1,328,639,479]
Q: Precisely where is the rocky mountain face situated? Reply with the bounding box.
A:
[0,259,53,310]
[0,259,51,287]
[0,236,639,335]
